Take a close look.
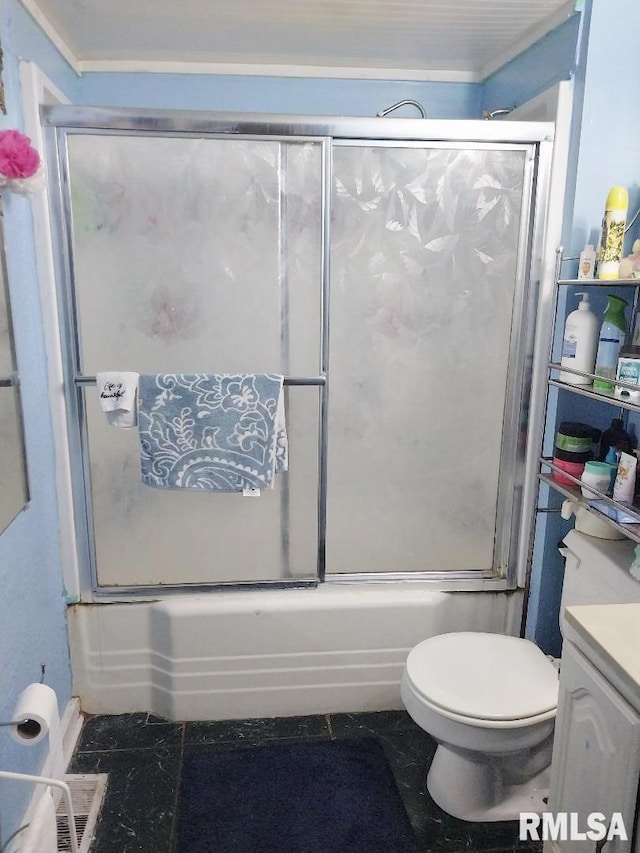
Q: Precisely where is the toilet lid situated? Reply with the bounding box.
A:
[405,632,558,721]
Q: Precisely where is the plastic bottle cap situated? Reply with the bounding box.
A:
[607,294,628,308]
[576,291,590,309]
[605,186,629,210]
[583,461,611,476]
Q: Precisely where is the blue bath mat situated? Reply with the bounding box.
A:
[177,737,417,852]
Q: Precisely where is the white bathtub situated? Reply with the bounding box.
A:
[68,585,522,720]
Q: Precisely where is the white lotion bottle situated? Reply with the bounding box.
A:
[559,291,599,385]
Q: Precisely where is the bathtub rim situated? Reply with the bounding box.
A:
[71,571,511,604]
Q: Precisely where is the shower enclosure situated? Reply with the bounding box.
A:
[43,107,553,596]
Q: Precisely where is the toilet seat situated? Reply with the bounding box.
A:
[405,632,558,724]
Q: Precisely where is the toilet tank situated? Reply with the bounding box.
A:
[560,530,640,635]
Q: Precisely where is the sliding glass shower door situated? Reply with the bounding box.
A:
[62,132,323,588]
[327,143,531,574]
[45,109,548,593]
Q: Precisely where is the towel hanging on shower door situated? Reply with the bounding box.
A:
[137,373,287,491]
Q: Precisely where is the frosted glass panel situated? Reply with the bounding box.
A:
[86,387,319,586]
[66,133,323,586]
[327,145,527,573]
[0,264,13,375]
[68,135,322,375]
[0,388,27,532]
[0,206,28,534]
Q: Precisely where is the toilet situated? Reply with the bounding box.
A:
[401,530,640,822]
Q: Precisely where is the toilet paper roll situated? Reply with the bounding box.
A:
[10,683,64,779]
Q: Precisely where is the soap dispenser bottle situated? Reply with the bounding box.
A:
[559,291,599,385]
[594,294,627,391]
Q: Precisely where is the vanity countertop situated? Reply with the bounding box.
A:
[564,603,640,709]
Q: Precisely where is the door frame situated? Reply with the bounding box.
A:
[40,106,557,601]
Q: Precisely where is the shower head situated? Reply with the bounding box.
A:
[376,100,427,119]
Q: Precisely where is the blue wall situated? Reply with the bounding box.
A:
[482,14,581,116]
[568,0,640,251]
[75,73,482,118]
[0,1,79,845]
[525,0,640,655]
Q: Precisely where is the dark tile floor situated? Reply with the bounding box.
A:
[69,710,543,853]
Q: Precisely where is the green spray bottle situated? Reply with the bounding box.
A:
[594,294,627,391]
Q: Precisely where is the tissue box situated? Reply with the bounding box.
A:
[615,356,640,399]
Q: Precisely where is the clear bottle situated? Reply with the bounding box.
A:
[593,294,627,390]
[597,187,628,280]
[559,292,599,385]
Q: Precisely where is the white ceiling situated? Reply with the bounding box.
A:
[20,0,577,81]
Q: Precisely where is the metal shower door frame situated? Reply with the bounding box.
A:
[41,106,554,600]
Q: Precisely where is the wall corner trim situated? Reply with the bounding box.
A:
[479,0,578,82]
[17,0,82,76]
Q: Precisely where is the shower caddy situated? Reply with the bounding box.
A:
[538,246,640,542]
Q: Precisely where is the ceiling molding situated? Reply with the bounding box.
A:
[478,0,578,81]
[18,0,82,76]
[76,59,480,83]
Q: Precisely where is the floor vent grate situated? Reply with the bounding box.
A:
[56,774,108,853]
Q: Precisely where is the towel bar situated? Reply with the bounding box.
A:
[75,374,325,386]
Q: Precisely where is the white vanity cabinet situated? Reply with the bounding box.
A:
[546,603,640,853]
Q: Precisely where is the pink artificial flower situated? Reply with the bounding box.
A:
[0,130,40,179]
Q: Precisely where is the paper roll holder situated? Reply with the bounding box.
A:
[0,717,30,728]
[0,664,47,730]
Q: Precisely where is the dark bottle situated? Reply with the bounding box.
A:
[598,418,631,460]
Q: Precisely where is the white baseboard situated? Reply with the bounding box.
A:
[38,696,83,779]
[60,697,83,768]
